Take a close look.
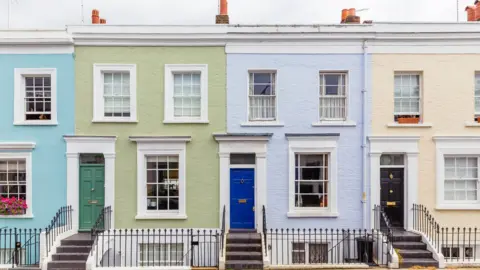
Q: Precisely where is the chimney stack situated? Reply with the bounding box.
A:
[216,0,229,24]
[100,19,107,24]
[92,9,100,24]
[341,8,360,24]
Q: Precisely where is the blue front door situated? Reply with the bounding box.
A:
[230,168,255,229]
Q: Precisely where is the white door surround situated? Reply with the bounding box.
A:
[368,136,420,230]
[64,135,117,231]
[214,133,271,233]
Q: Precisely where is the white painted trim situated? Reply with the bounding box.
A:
[64,136,117,230]
[465,121,480,127]
[286,136,339,217]
[0,151,33,218]
[312,121,357,127]
[164,64,208,123]
[129,136,191,143]
[0,45,74,54]
[387,123,433,128]
[14,68,58,126]
[434,136,480,210]
[213,134,272,142]
[132,140,188,219]
[227,42,366,54]
[0,142,35,150]
[0,30,73,54]
[93,64,137,123]
[368,135,420,230]
[241,122,285,127]
[215,138,269,232]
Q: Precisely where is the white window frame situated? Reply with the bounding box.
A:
[287,135,338,217]
[130,137,190,219]
[318,71,348,121]
[434,136,480,210]
[164,64,208,124]
[393,72,422,121]
[0,142,35,218]
[139,243,185,266]
[14,68,57,125]
[93,64,137,123]
[246,70,278,123]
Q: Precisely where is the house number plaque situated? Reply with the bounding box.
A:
[238,199,247,203]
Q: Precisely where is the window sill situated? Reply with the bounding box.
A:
[312,121,357,127]
[163,119,209,124]
[0,214,34,219]
[14,121,58,126]
[135,213,188,220]
[92,119,138,123]
[241,121,284,127]
[287,211,339,218]
[436,204,480,210]
[387,122,433,128]
[465,121,480,127]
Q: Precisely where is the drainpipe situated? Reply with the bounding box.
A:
[361,39,368,229]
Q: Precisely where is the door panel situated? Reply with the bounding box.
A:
[79,165,105,231]
[230,168,255,229]
[380,168,404,228]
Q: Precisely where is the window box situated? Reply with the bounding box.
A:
[397,116,420,124]
[0,197,27,216]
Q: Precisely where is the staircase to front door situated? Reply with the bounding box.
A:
[225,229,263,270]
[47,233,93,270]
[391,230,438,268]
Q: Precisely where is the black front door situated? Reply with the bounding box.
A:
[380,168,404,228]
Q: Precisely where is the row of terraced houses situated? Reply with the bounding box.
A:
[2,2,480,270]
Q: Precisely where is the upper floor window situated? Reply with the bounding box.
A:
[319,72,347,121]
[248,71,277,121]
[93,64,137,123]
[164,64,208,123]
[394,73,421,124]
[14,68,57,125]
[475,73,480,122]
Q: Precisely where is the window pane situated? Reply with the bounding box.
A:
[230,154,256,165]
[0,159,27,214]
[145,156,181,211]
[319,73,347,120]
[172,72,202,118]
[24,75,52,121]
[103,72,131,118]
[394,74,421,116]
[249,72,276,121]
[295,154,328,208]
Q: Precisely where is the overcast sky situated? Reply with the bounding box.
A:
[0,0,475,28]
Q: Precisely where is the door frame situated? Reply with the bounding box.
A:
[64,135,117,231]
[79,163,106,231]
[369,136,420,231]
[379,165,405,228]
[229,165,256,229]
[214,134,271,233]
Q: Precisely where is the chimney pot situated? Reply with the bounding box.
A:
[348,8,356,17]
[341,9,348,23]
[92,9,100,24]
[220,0,228,15]
[216,0,229,24]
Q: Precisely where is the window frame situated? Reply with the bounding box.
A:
[93,64,137,123]
[14,68,57,126]
[475,72,480,118]
[164,64,208,124]
[133,138,188,219]
[139,243,185,266]
[0,151,33,218]
[393,72,423,121]
[318,71,349,122]
[247,70,278,123]
[291,242,328,264]
[443,156,479,203]
[287,135,339,217]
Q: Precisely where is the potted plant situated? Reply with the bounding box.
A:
[397,115,420,124]
[0,197,28,215]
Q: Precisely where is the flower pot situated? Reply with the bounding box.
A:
[397,117,420,124]
[476,116,480,123]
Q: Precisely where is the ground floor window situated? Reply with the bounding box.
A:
[442,247,460,259]
[292,242,328,264]
[294,154,329,208]
[444,156,478,202]
[139,243,184,266]
[146,155,179,211]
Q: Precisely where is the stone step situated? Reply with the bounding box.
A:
[56,246,91,253]
[392,241,427,250]
[60,239,93,246]
[229,229,257,234]
[8,267,40,270]
[226,251,263,261]
[226,243,262,252]
[227,234,261,244]
[399,258,438,268]
[397,249,433,259]
[52,253,89,261]
[47,260,86,270]
[225,260,263,270]
[390,234,422,242]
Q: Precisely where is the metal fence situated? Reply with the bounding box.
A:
[265,228,390,266]
[413,204,480,263]
[92,229,221,268]
[0,228,42,267]
[45,206,73,256]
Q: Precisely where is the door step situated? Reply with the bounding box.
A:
[391,230,438,268]
[225,230,263,270]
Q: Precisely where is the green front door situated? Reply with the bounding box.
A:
[79,165,105,231]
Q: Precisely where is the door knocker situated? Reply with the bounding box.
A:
[389,173,393,180]
[240,179,244,184]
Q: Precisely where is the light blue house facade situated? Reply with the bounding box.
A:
[0,31,74,229]
[218,27,371,231]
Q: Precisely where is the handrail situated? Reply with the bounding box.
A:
[45,206,73,256]
[373,205,394,264]
[413,204,440,251]
[220,205,225,257]
[91,206,112,255]
[262,205,267,256]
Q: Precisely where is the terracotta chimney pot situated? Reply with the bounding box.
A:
[92,9,100,24]
[341,9,348,22]
[216,0,229,24]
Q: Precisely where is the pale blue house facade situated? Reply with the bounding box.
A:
[221,28,371,231]
[0,31,74,228]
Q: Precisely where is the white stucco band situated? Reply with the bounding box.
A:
[64,136,117,231]
[368,136,420,230]
[214,134,271,233]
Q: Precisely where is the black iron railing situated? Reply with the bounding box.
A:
[45,206,73,256]
[91,206,112,237]
[413,204,480,263]
[92,229,220,267]
[265,228,390,266]
[0,228,42,268]
[373,205,394,263]
[262,205,267,256]
[220,205,225,258]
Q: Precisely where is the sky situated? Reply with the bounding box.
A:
[0,0,475,29]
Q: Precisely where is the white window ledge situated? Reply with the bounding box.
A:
[387,123,433,128]
[287,211,339,218]
[312,121,356,127]
[0,214,34,219]
[241,121,284,127]
[436,204,480,210]
[92,119,138,123]
[135,214,188,220]
[14,121,58,126]
[163,119,209,124]
[465,121,480,127]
